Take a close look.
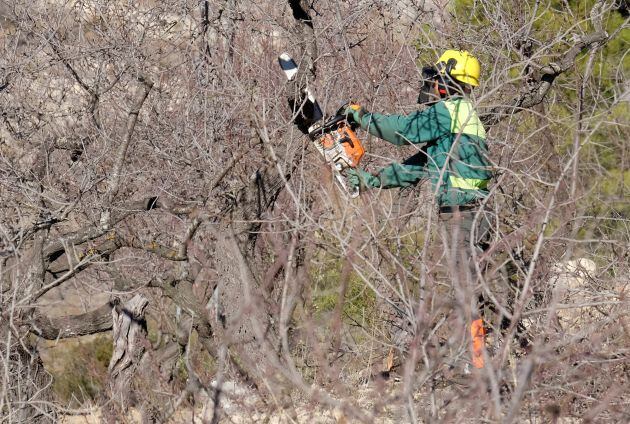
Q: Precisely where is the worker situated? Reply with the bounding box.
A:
[344,50,493,370]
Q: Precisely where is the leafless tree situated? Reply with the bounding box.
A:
[0,0,627,423]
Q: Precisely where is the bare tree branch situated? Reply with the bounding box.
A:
[481,31,609,127]
[103,75,154,218]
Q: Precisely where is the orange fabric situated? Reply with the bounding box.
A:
[470,318,486,369]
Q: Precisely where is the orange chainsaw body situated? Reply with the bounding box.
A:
[313,123,365,170]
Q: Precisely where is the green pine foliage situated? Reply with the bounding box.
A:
[444,1,629,246]
[310,253,377,327]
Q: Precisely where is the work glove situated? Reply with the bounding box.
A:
[347,168,381,190]
[343,103,368,125]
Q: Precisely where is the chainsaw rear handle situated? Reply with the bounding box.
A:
[338,135,355,148]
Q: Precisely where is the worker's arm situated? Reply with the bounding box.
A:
[348,150,430,190]
[346,102,451,146]
[375,150,430,188]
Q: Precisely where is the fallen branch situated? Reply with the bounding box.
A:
[30,300,119,340]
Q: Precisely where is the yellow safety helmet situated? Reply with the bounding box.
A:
[436,50,480,87]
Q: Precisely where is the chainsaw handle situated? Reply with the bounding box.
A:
[324,115,346,128]
[339,135,354,148]
[308,115,347,139]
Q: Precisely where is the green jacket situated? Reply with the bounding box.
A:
[352,97,492,206]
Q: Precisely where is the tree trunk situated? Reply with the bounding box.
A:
[107,294,149,413]
[210,168,287,383]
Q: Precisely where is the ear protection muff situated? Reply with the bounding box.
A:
[417,66,439,105]
[436,57,464,96]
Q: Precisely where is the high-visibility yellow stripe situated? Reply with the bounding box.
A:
[444,99,486,139]
[450,176,489,190]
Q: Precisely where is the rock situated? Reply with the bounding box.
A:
[551,258,598,332]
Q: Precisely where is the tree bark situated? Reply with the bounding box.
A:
[210,169,287,382]
[30,300,117,340]
[108,294,149,413]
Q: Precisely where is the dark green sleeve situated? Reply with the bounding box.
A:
[375,163,427,188]
[374,150,430,189]
[357,102,451,146]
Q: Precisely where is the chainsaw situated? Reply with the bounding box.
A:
[279,53,365,197]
